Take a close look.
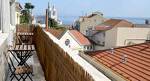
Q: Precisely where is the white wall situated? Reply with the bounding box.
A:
[0,0,16,80]
[0,34,9,81]
[95,28,117,50]
[95,27,150,50]
[60,31,83,51]
[116,27,150,46]
[80,15,104,35]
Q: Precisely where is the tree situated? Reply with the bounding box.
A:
[20,3,34,24]
[20,9,30,23]
[25,3,34,14]
[48,18,58,28]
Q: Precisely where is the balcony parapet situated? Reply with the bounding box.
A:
[34,27,111,81]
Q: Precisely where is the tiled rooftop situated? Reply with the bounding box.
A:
[47,28,66,39]
[69,30,91,45]
[100,19,133,27]
[95,26,113,31]
[86,43,150,81]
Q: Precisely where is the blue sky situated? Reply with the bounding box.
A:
[18,0,150,18]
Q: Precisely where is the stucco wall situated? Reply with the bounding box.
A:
[116,27,150,46]
[59,31,83,51]
[0,34,9,81]
[105,28,118,49]
[80,15,104,35]
[95,27,150,50]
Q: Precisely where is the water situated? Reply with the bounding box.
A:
[35,15,150,25]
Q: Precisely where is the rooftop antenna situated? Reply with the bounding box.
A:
[48,2,50,9]
[110,48,114,54]
[121,54,127,63]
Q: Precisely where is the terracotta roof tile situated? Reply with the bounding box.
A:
[100,19,133,27]
[69,30,91,45]
[95,26,113,31]
[86,43,150,81]
[47,28,66,39]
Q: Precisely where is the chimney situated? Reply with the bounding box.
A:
[45,9,49,31]
[145,19,149,25]
[110,48,114,54]
[146,33,150,43]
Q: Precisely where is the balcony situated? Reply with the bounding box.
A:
[0,24,110,81]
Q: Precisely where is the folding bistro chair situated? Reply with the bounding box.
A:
[4,53,33,81]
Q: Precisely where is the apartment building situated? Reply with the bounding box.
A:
[88,19,150,50]
[74,12,106,35]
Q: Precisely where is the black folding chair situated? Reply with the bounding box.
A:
[4,53,33,81]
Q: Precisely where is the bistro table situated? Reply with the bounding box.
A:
[16,32,34,45]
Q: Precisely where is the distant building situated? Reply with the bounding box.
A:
[60,30,92,51]
[88,19,150,50]
[74,12,106,35]
[15,2,22,24]
[48,3,62,25]
[85,42,150,81]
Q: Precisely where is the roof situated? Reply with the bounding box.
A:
[47,28,66,39]
[79,11,103,18]
[69,30,91,45]
[95,26,113,31]
[101,19,133,27]
[86,43,150,81]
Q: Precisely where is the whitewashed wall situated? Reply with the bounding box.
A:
[59,31,83,51]
[0,34,9,81]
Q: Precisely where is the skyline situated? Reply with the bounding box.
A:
[18,0,150,18]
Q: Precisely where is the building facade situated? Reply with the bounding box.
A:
[15,2,22,24]
[60,30,92,51]
[90,19,150,50]
[74,12,106,35]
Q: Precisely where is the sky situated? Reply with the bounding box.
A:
[18,0,150,18]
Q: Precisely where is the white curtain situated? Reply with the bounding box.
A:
[0,0,2,31]
[10,1,16,25]
[1,0,10,33]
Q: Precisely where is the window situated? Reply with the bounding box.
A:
[102,42,105,46]
[103,33,105,37]
[65,39,70,46]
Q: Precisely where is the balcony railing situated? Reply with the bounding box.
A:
[34,27,94,81]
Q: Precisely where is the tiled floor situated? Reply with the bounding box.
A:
[6,51,46,81]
